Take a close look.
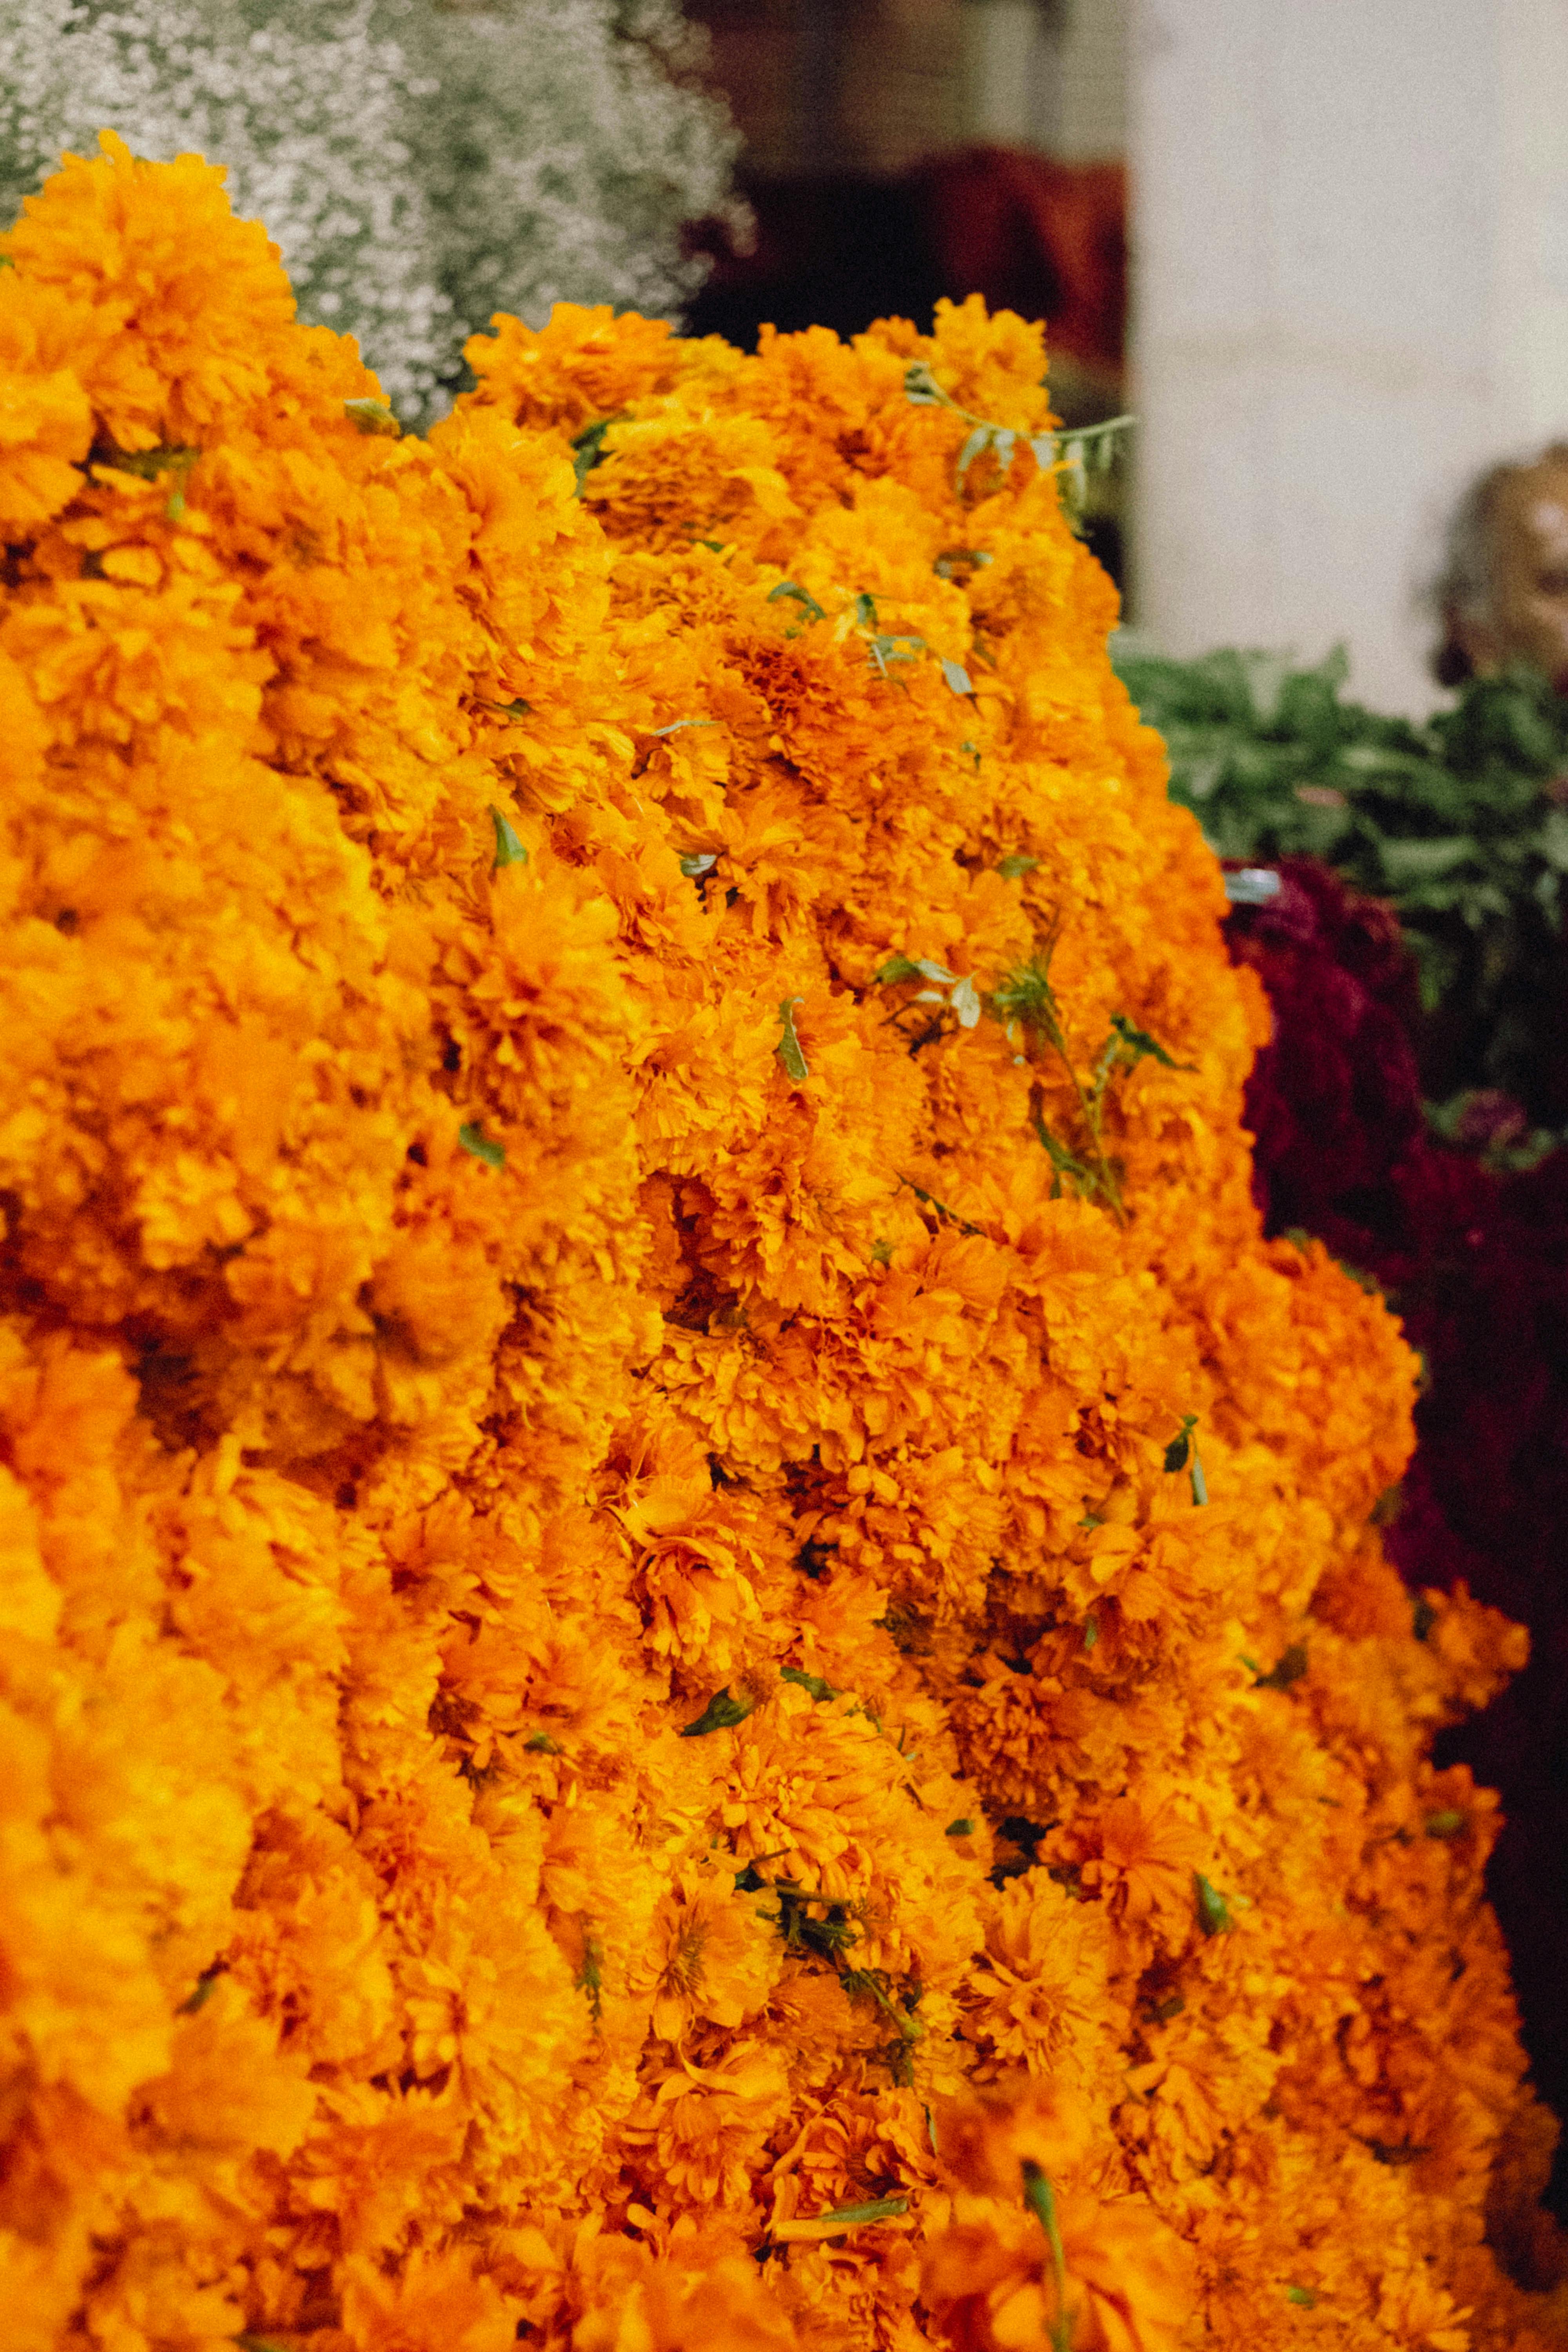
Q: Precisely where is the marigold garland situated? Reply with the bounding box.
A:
[2,135,1566,2350]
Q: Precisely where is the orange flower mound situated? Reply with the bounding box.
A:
[2,136,1566,2352]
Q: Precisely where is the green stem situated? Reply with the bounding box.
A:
[1022,2163,1073,2352]
[1033,1010,1125,1224]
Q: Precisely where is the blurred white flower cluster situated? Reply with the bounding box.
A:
[0,0,742,423]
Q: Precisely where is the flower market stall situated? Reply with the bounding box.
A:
[1,137,1565,2349]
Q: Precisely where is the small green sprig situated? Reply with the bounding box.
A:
[177,1964,224,2015]
[848,590,975,695]
[811,2195,909,2226]
[766,1882,860,1961]
[1163,1414,1208,1504]
[875,954,982,1039]
[1254,1642,1308,1691]
[344,397,399,436]
[1425,1808,1468,1838]
[768,578,827,624]
[898,1177,984,1238]
[990,941,1186,1226]
[575,1930,604,2019]
[92,439,200,519]
[904,358,1134,528]
[679,1686,755,1737]
[841,1966,924,2084]
[781,1665,837,1702]
[570,417,618,492]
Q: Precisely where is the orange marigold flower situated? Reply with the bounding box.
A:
[339,2246,516,2352]
[637,1867,782,2044]
[922,2183,1194,2352]
[0,139,1554,2352]
[0,273,95,534]
[573,2244,799,2352]
[641,2044,792,2209]
[5,133,295,449]
[1073,1793,1213,1951]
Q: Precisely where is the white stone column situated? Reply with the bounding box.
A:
[1128,0,1568,713]
[964,0,1129,158]
[1494,0,1568,445]
[964,1,1053,147]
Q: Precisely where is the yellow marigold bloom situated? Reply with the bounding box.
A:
[339,2245,515,2352]
[921,2190,1194,2352]
[3,132,295,450]
[0,274,94,534]
[573,2243,799,2352]
[964,1874,1122,2096]
[633,1867,782,2044]
[463,300,697,437]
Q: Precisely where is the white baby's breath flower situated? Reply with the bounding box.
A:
[0,0,742,427]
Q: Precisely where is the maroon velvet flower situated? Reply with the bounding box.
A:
[1223,856,1431,1285]
[1224,856,1568,2180]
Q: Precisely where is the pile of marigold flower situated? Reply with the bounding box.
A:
[3,135,1566,2352]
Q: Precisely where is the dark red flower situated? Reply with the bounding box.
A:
[1225,856,1568,2192]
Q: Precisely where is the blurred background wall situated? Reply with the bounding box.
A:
[690,0,1126,181]
[1131,0,1568,713]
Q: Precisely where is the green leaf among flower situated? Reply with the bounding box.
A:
[810,2196,908,2225]
[1106,1011,1194,1071]
[1163,1414,1198,1474]
[344,397,399,436]
[489,806,527,868]
[768,579,826,622]
[679,1686,754,1737]
[177,1966,223,2016]
[1020,2163,1072,2352]
[570,417,617,491]
[1254,1642,1308,1691]
[776,997,810,1083]
[1424,1809,1467,1838]
[1194,1872,1234,1936]
[458,1121,505,1168]
[781,1666,837,1703]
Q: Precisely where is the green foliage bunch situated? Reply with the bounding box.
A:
[1117,645,1568,1124]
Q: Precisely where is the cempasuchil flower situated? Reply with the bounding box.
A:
[0,135,1557,2352]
